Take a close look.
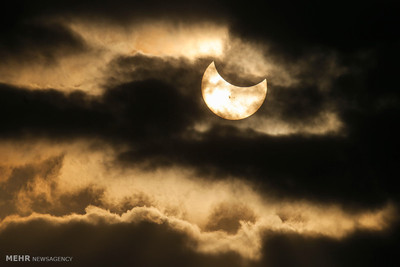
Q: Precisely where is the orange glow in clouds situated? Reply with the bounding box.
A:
[0,141,396,260]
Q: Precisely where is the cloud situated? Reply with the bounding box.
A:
[0,18,96,92]
[1,215,399,267]
[0,217,246,267]
[0,19,88,63]
[0,140,396,262]
[254,222,400,267]
[0,67,398,208]
[0,13,351,138]
[0,151,104,219]
[0,1,398,266]
[0,17,229,94]
[0,202,396,261]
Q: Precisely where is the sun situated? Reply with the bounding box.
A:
[201,62,267,120]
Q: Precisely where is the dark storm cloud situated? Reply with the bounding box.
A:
[255,223,400,267]
[0,74,200,141]
[267,84,328,123]
[0,84,109,138]
[0,48,399,210]
[118,122,398,210]
[0,19,88,64]
[106,54,208,92]
[0,219,246,267]
[1,217,399,267]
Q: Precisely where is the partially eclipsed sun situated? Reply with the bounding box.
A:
[201,62,267,120]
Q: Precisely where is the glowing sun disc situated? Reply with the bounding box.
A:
[201,62,267,120]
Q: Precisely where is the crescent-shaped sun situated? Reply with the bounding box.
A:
[201,62,267,120]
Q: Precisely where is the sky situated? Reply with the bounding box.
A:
[0,0,399,266]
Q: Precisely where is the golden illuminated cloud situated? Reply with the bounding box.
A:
[193,111,343,136]
[0,18,344,92]
[0,17,347,136]
[0,20,228,94]
[0,140,396,260]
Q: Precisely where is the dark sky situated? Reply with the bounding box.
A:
[0,0,399,266]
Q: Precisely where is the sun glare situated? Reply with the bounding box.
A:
[205,87,231,108]
[198,39,223,55]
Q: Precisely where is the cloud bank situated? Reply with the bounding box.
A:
[1,1,399,266]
